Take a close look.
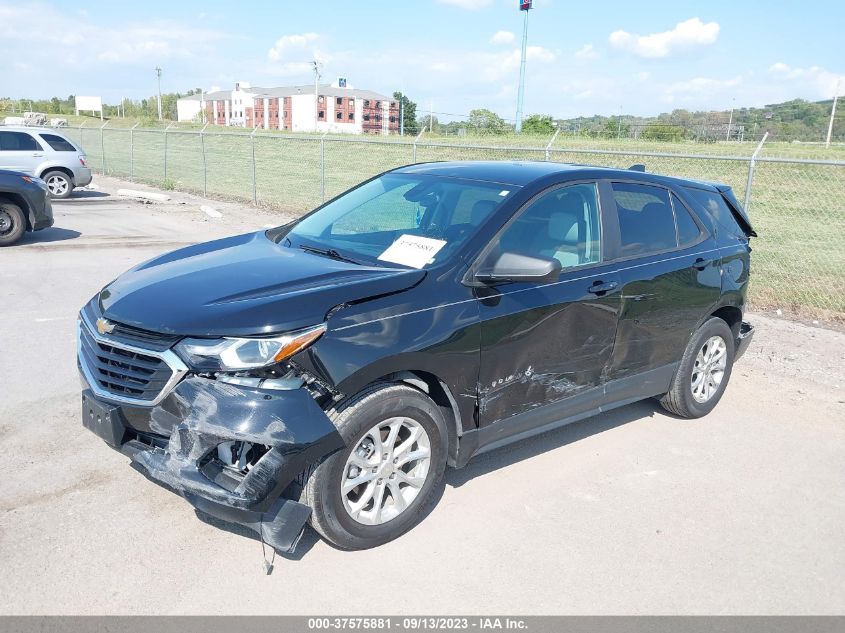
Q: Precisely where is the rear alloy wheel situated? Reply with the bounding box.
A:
[302,382,447,550]
[659,317,735,419]
[0,202,26,246]
[43,171,73,199]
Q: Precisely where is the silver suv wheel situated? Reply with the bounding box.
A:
[341,416,431,525]
[46,173,70,197]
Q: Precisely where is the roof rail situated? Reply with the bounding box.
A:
[629,163,646,172]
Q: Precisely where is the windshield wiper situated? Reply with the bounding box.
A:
[299,244,362,265]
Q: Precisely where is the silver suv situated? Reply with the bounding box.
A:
[0,127,92,198]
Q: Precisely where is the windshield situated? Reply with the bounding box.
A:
[288,173,516,268]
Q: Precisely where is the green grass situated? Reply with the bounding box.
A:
[62,125,845,320]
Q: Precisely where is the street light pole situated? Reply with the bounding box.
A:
[515,2,531,134]
[155,67,163,121]
[726,97,735,142]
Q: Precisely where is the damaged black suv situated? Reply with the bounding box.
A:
[78,161,755,552]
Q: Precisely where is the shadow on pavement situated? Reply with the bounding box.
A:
[16,227,82,245]
[447,399,661,488]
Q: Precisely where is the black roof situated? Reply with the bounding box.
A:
[396,160,723,191]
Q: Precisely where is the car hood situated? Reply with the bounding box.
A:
[99,231,425,336]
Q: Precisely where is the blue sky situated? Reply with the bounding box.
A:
[2,0,843,120]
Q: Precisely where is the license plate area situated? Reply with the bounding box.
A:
[82,390,127,447]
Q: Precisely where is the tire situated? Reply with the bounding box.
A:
[43,170,73,199]
[301,382,448,550]
[659,317,736,418]
[0,202,26,246]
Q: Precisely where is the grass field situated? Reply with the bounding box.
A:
[61,123,845,320]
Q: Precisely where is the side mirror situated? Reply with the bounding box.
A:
[474,251,562,284]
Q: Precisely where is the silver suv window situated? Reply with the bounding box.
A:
[39,133,77,152]
[0,131,43,151]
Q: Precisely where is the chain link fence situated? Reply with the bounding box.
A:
[62,125,845,321]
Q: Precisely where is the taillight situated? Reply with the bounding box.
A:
[79,156,87,167]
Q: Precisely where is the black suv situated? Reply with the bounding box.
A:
[77,161,755,551]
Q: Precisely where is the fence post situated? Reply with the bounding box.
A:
[250,125,259,204]
[129,122,138,181]
[743,131,769,211]
[545,126,561,161]
[200,123,208,197]
[412,129,425,163]
[320,130,329,203]
[99,120,108,174]
[163,125,170,184]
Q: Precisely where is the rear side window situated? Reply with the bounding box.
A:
[0,131,42,151]
[611,183,676,256]
[683,187,745,239]
[39,133,76,152]
[672,194,703,247]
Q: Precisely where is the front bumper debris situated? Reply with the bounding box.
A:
[735,321,754,361]
[81,376,344,553]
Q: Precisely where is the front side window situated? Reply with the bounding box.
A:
[289,173,514,267]
[496,182,602,269]
[612,182,676,256]
[0,131,42,151]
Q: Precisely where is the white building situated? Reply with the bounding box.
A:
[176,80,400,135]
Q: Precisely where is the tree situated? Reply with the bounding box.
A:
[467,108,509,134]
[602,118,630,138]
[393,91,418,135]
[521,114,555,135]
[418,114,440,134]
[641,124,685,142]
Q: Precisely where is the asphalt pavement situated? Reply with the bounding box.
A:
[1,179,843,614]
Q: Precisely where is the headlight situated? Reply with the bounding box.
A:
[174,323,326,371]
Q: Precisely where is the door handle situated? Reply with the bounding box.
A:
[693,258,711,271]
[32,153,43,157]
[587,280,618,295]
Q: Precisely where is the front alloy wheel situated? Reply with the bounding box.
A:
[341,417,431,525]
[301,382,447,550]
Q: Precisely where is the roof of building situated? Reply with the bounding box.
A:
[177,84,392,103]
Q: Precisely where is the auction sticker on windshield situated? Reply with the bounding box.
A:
[378,234,447,269]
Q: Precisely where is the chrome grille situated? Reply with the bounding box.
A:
[77,316,188,406]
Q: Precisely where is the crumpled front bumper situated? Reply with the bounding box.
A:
[81,375,344,552]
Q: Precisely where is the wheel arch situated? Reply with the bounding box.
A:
[0,192,33,230]
[335,368,465,468]
[39,165,75,185]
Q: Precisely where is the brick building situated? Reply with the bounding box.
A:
[177,81,399,135]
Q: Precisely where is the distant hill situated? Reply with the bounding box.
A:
[555,97,842,143]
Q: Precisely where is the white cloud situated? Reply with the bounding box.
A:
[574,44,598,60]
[609,17,719,58]
[491,30,515,45]
[267,33,319,61]
[769,63,845,98]
[437,0,492,9]
[0,5,226,67]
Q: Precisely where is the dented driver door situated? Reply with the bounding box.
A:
[473,181,622,431]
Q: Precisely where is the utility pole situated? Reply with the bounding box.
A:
[617,105,623,140]
[726,97,735,142]
[826,79,840,148]
[155,66,163,121]
[312,60,322,132]
[515,1,532,133]
[429,101,433,133]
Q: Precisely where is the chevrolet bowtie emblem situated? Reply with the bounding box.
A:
[96,317,115,335]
